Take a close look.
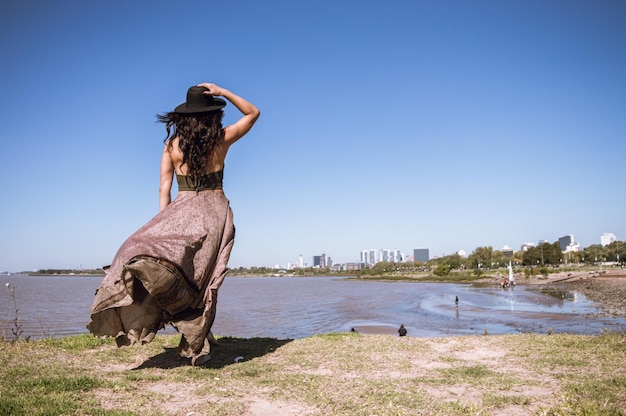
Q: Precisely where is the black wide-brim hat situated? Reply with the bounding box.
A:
[174,86,226,113]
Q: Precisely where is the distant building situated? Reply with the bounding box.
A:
[601,232,617,246]
[566,242,581,252]
[521,243,535,251]
[361,248,404,264]
[501,245,514,257]
[558,235,574,251]
[413,248,429,263]
[370,249,378,264]
[360,250,369,264]
[360,249,378,265]
[559,235,580,252]
[313,253,327,268]
[344,262,360,271]
[332,262,363,272]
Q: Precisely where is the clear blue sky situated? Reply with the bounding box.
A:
[1,0,624,272]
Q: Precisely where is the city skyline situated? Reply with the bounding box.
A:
[260,231,621,271]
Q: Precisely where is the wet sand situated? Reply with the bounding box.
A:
[509,268,626,318]
[556,270,626,318]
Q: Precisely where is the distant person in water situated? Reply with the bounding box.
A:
[398,324,407,337]
[455,296,459,307]
[87,83,260,366]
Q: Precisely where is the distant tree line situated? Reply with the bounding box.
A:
[520,242,563,266]
[564,241,623,264]
[228,266,347,276]
[32,268,105,275]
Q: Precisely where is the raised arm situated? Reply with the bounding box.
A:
[197,83,260,146]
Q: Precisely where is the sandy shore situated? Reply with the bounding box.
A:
[512,268,626,318]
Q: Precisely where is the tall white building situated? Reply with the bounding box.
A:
[370,249,378,264]
[601,232,617,246]
[361,248,404,264]
[360,249,378,265]
[360,250,369,264]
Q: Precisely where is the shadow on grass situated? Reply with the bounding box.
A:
[133,336,293,370]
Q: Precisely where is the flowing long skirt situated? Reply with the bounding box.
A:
[87,190,234,365]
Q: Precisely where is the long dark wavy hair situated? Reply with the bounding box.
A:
[157,110,224,181]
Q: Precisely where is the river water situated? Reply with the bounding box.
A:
[1,274,624,340]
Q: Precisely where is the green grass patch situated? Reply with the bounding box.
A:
[39,333,114,350]
[0,375,113,416]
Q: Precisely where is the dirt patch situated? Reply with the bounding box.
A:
[421,336,561,414]
[246,397,318,416]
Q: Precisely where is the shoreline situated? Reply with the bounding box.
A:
[479,268,626,319]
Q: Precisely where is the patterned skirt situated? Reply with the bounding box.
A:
[87,190,235,365]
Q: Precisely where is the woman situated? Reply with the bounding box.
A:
[88,83,260,365]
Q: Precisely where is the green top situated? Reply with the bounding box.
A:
[176,170,223,191]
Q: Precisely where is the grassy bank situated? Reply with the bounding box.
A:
[348,272,486,283]
[1,332,625,415]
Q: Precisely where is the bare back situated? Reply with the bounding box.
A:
[167,135,229,176]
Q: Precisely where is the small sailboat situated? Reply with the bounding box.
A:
[508,261,515,287]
